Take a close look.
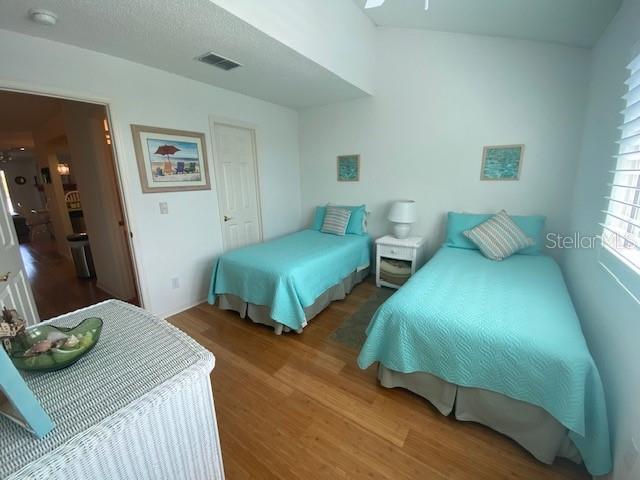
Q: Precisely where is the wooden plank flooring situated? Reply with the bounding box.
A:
[168,280,589,480]
[21,238,112,320]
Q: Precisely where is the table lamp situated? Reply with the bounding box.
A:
[388,200,417,239]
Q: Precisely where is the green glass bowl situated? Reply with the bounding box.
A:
[7,317,103,372]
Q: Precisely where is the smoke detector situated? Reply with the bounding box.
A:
[29,9,58,26]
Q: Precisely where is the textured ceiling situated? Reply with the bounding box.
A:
[353,0,621,48]
[0,0,368,109]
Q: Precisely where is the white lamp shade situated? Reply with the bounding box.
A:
[388,200,417,223]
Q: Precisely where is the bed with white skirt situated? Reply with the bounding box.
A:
[358,238,612,476]
[208,228,371,334]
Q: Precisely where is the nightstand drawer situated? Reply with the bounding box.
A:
[377,244,414,260]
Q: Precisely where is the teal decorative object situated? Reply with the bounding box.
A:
[0,347,54,438]
[480,144,524,180]
[7,317,103,372]
[337,154,360,182]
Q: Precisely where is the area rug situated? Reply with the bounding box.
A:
[329,288,394,350]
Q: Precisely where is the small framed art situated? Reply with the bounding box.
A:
[131,125,211,193]
[480,144,524,181]
[337,154,360,182]
[0,347,54,438]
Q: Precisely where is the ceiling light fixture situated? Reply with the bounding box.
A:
[57,163,70,176]
[29,8,58,26]
[364,0,429,10]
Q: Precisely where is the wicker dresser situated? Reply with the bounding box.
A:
[0,300,224,480]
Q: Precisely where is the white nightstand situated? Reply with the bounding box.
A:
[375,235,426,289]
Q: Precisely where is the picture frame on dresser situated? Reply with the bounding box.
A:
[0,347,54,438]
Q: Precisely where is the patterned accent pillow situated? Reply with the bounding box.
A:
[321,206,352,236]
[463,210,535,260]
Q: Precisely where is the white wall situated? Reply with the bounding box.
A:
[1,156,41,213]
[31,112,74,257]
[563,0,640,478]
[0,29,302,318]
[211,0,376,95]
[62,102,136,301]
[299,28,590,255]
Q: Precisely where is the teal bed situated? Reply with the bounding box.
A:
[358,246,611,476]
[208,229,371,334]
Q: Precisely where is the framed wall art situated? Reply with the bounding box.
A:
[337,154,360,182]
[131,125,211,193]
[480,144,524,181]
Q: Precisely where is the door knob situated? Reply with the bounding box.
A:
[0,272,9,282]
[224,215,233,222]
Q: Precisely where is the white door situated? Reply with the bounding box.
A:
[0,179,39,326]
[211,121,263,250]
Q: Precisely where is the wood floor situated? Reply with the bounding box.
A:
[168,280,590,480]
[20,237,112,320]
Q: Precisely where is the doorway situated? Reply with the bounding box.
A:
[210,119,263,251]
[0,90,139,321]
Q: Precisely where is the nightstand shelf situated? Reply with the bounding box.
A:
[375,235,426,289]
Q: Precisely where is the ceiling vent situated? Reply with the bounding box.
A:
[196,52,241,71]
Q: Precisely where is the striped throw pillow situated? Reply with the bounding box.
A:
[321,206,352,236]
[463,210,534,261]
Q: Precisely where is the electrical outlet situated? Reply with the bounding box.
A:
[171,277,180,289]
[159,202,169,214]
[623,436,639,472]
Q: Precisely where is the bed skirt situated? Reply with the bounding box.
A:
[216,268,370,334]
[378,365,582,465]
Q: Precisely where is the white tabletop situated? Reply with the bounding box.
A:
[375,235,425,248]
[1,300,214,479]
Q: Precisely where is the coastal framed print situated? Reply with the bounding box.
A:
[0,347,54,439]
[337,154,360,182]
[131,125,211,193]
[480,144,524,181]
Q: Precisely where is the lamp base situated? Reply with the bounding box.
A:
[392,223,411,239]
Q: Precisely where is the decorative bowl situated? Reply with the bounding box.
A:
[6,317,103,372]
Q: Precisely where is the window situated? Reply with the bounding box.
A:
[0,170,16,216]
[602,51,640,274]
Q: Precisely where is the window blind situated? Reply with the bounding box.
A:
[602,50,640,274]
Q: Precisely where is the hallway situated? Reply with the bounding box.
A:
[20,237,112,321]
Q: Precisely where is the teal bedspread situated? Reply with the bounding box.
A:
[357,247,611,475]
[208,230,371,330]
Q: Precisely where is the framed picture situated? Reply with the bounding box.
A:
[40,167,51,184]
[480,144,524,181]
[337,154,360,182]
[0,347,54,438]
[131,125,211,193]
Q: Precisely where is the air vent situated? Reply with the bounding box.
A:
[196,52,241,71]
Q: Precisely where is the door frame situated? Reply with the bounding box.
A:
[0,80,146,308]
[209,116,264,250]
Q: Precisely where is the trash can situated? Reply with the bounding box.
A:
[66,233,96,279]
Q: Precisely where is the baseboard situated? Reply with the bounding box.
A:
[159,297,208,320]
[96,281,133,301]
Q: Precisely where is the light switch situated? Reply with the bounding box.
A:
[159,202,168,214]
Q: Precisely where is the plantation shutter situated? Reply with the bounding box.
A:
[601,48,640,277]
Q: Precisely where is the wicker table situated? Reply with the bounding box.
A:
[0,300,224,480]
